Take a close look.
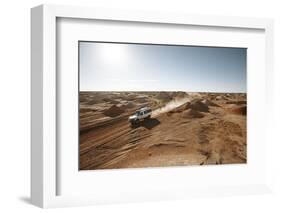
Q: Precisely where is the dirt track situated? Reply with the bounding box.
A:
[79,92,246,170]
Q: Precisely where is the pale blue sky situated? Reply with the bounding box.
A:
[79,42,246,92]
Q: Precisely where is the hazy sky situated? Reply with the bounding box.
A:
[79,42,246,92]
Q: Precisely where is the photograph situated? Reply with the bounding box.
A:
[79,41,247,170]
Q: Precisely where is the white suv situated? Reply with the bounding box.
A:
[129,107,152,125]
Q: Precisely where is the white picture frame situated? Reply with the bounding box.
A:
[31,4,274,208]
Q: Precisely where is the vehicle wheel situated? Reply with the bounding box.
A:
[131,120,139,127]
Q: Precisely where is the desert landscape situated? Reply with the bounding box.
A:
[79,91,247,170]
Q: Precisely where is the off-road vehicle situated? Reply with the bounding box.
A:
[129,107,152,125]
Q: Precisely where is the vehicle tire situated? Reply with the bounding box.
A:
[131,120,139,127]
[130,121,136,127]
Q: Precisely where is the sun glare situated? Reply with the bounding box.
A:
[99,43,128,66]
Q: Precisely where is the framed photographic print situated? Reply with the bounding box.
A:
[31,4,274,208]
[78,42,247,170]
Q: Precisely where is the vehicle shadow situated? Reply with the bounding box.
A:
[131,118,160,130]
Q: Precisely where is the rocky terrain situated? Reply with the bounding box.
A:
[79,91,247,170]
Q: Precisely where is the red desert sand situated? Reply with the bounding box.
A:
[79,92,247,170]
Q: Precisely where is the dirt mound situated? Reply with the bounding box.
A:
[174,91,188,98]
[227,105,247,115]
[103,105,125,117]
[215,95,228,101]
[166,99,209,115]
[167,102,190,114]
[188,99,209,112]
[124,102,135,109]
[108,99,120,104]
[123,93,138,101]
[182,108,205,119]
[136,97,148,103]
[153,97,190,117]
[155,92,172,102]
[201,99,220,107]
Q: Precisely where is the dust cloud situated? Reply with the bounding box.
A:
[152,97,190,117]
